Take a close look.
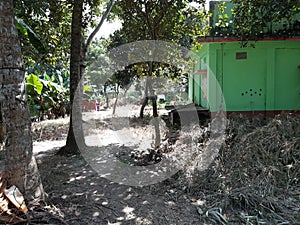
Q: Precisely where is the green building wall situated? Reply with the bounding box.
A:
[190,39,300,113]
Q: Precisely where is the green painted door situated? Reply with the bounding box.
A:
[193,73,201,105]
[274,49,300,110]
[222,49,267,111]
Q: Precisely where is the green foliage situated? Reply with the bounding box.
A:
[202,0,300,39]
[29,63,70,87]
[82,0,110,30]
[108,65,137,90]
[13,0,72,122]
[26,74,43,95]
[230,0,300,39]
[15,17,47,55]
[208,1,234,37]
[14,0,72,74]
[110,0,206,47]
[13,0,115,125]
[85,39,114,101]
[26,74,70,121]
[106,0,203,97]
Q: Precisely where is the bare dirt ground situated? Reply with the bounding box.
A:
[28,110,300,225]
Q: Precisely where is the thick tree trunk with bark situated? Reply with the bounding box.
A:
[60,0,115,155]
[58,0,85,155]
[0,108,3,145]
[0,0,44,202]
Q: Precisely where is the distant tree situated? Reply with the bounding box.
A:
[85,39,113,108]
[109,65,137,114]
[109,0,206,118]
[0,0,44,202]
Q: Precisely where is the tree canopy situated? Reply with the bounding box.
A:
[209,0,300,39]
[107,0,206,118]
[14,0,72,72]
[111,0,206,46]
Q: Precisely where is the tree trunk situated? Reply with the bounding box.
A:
[147,65,161,158]
[0,107,3,146]
[104,84,109,108]
[59,0,115,155]
[148,76,158,118]
[140,78,149,118]
[140,78,158,118]
[0,0,44,202]
[140,97,148,118]
[58,0,85,155]
[112,84,120,115]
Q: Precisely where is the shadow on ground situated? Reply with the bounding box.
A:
[35,148,200,225]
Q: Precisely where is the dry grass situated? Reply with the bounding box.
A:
[170,113,300,224]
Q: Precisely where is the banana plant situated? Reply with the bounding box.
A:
[26,74,69,121]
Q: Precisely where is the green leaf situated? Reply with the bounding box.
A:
[49,81,64,93]
[15,17,47,55]
[84,85,93,92]
[43,72,51,81]
[15,17,28,36]
[26,74,44,95]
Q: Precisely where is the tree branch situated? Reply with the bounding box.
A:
[144,2,153,36]
[85,0,116,51]
[153,1,173,29]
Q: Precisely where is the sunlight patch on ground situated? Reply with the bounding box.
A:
[122,206,136,220]
[84,128,152,149]
[33,140,65,155]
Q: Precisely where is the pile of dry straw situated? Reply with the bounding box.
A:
[171,113,300,224]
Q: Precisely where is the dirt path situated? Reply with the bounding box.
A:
[32,109,204,225]
[32,107,168,154]
[37,154,201,225]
